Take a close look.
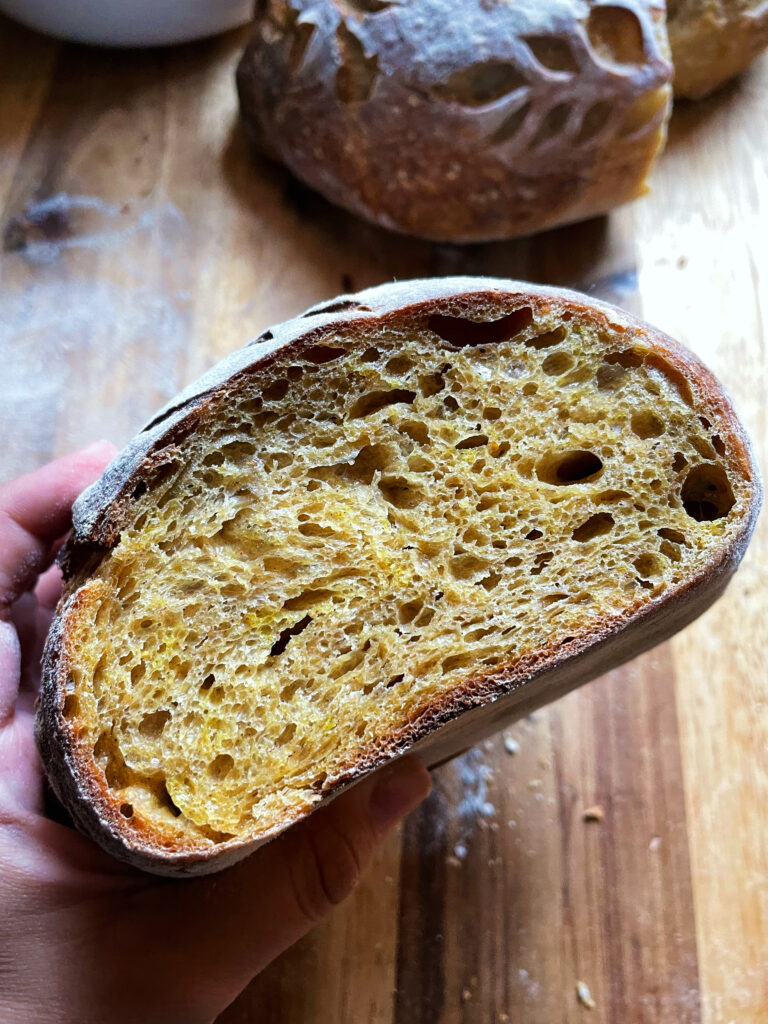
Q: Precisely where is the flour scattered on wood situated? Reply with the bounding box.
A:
[576,980,596,1009]
[503,733,520,755]
[517,968,541,1000]
[2,194,190,469]
[456,747,496,820]
[583,804,605,822]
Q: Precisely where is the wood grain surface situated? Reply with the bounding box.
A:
[0,15,765,1023]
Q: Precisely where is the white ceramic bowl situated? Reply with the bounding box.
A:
[0,0,253,46]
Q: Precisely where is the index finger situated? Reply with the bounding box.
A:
[0,442,116,615]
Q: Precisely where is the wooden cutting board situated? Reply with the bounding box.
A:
[0,15,765,1023]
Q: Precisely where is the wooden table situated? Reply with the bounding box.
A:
[1,15,765,1023]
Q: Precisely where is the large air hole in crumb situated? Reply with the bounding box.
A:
[450,554,488,580]
[536,450,603,485]
[526,326,566,350]
[408,453,434,473]
[442,652,476,674]
[156,781,182,817]
[93,733,132,789]
[542,351,575,376]
[270,615,312,657]
[263,379,289,401]
[379,476,423,509]
[456,434,489,450]
[208,754,234,780]
[418,371,445,397]
[298,522,335,538]
[386,355,413,375]
[634,554,663,579]
[400,419,430,444]
[631,409,664,439]
[479,572,502,592]
[119,803,133,818]
[606,349,645,369]
[139,709,171,738]
[658,527,686,544]
[349,389,416,418]
[597,363,627,390]
[275,722,297,746]
[690,435,716,460]
[681,463,735,521]
[428,308,533,347]
[530,551,554,576]
[572,513,615,542]
[399,599,423,625]
[284,589,332,611]
[63,694,79,718]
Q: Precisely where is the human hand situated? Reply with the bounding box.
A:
[0,445,431,1024]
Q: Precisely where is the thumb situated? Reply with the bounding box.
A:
[153,758,431,1017]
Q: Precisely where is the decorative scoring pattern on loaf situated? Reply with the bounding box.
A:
[237,0,673,241]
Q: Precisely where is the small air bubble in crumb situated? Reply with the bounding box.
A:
[576,981,596,1009]
[583,804,605,822]
[504,735,521,755]
[649,835,662,851]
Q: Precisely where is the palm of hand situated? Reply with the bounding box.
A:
[0,445,430,1024]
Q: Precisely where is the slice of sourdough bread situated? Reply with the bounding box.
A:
[37,278,761,876]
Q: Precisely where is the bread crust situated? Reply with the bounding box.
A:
[236,0,673,243]
[36,277,762,876]
[668,0,768,99]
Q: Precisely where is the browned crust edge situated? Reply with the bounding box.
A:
[36,277,763,876]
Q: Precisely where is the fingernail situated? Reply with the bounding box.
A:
[370,759,432,833]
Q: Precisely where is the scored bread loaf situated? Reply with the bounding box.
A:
[668,0,768,98]
[37,278,761,876]
[237,0,673,242]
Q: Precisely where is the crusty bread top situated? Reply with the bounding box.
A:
[237,1,672,241]
[39,278,762,875]
[667,0,768,97]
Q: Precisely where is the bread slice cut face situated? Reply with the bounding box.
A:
[38,278,761,875]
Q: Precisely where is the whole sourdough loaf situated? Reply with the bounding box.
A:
[38,278,761,876]
[237,0,673,242]
[668,0,768,98]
